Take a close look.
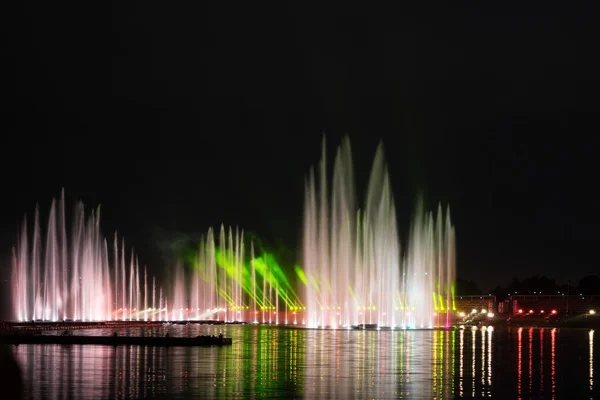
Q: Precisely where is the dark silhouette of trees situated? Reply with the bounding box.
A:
[578,275,600,294]
[480,275,600,298]
[455,277,482,295]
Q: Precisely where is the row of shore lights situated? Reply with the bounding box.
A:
[517,308,596,315]
[517,308,558,315]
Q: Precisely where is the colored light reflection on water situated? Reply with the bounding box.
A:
[7,325,599,399]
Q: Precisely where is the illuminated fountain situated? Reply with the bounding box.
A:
[12,136,454,328]
[166,226,304,322]
[11,190,162,322]
[303,138,456,329]
[11,192,303,323]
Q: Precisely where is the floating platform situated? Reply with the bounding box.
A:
[0,334,232,347]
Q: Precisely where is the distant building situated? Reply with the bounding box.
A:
[507,294,600,315]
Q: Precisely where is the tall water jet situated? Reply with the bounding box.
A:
[152,276,156,321]
[135,258,140,320]
[172,261,185,320]
[144,266,148,321]
[251,242,257,323]
[120,238,126,320]
[303,138,456,328]
[32,207,41,320]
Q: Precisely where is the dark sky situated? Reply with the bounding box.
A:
[1,4,599,291]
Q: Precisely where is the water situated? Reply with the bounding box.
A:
[8,325,597,399]
[303,138,456,329]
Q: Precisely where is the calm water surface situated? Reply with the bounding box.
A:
[9,325,598,399]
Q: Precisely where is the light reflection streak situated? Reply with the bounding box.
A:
[433,331,438,397]
[393,329,398,393]
[459,328,464,398]
[590,329,594,392]
[472,328,476,398]
[551,328,556,399]
[380,331,386,398]
[487,327,492,396]
[539,329,544,394]
[481,328,486,397]
[406,330,411,387]
[528,328,533,396]
[439,330,445,396]
[451,329,456,397]
[518,327,523,398]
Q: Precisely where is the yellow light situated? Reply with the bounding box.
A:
[481,309,487,314]
[487,313,494,318]
[590,310,596,315]
[459,311,465,317]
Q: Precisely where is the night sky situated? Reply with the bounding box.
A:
[1,4,599,292]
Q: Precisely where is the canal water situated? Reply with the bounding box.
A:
[7,325,598,399]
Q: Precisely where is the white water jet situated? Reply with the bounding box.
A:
[303,138,456,328]
[11,190,157,322]
[251,242,257,323]
[152,276,156,321]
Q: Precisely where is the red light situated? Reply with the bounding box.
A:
[551,310,557,314]
[518,309,523,314]
[540,310,545,314]
[529,310,534,314]
[255,311,258,314]
[273,312,276,315]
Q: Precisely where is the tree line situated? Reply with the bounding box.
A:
[456,275,600,302]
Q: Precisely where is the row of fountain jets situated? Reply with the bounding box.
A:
[12,138,456,328]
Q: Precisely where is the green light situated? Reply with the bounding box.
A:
[294,265,307,285]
